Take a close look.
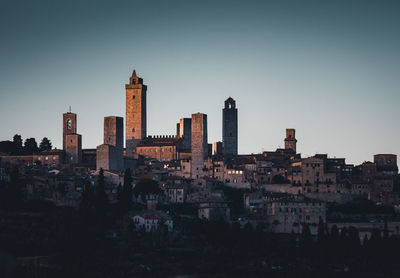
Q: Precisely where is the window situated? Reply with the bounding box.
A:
[170,148,173,152]
[132,128,135,132]
[132,95,135,99]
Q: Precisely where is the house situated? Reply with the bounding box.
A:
[126,210,173,233]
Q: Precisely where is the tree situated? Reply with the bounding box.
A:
[39,137,52,152]
[24,138,39,154]
[79,180,95,217]
[5,166,23,208]
[299,223,312,257]
[95,168,108,215]
[119,169,133,212]
[13,134,23,154]
[317,216,326,243]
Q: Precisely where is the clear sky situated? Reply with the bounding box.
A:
[0,0,399,165]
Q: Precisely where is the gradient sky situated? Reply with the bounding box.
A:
[1,0,399,165]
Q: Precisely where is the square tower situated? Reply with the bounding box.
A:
[179,118,192,151]
[214,141,223,155]
[284,128,297,153]
[222,97,238,156]
[191,113,207,179]
[98,116,124,170]
[63,112,77,151]
[65,134,82,164]
[125,70,147,157]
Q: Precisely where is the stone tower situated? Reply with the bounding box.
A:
[96,116,124,171]
[178,118,192,151]
[63,112,77,151]
[125,70,147,157]
[62,111,82,164]
[222,97,238,155]
[284,128,297,152]
[191,113,208,179]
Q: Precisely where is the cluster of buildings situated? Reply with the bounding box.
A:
[1,69,399,237]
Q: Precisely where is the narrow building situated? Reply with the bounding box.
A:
[222,97,238,155]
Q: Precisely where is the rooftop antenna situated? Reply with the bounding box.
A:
[69,106,71,113]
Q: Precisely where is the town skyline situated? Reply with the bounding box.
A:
[1,0,399,166]
[0,68,398,166]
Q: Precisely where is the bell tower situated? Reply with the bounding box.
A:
[125,70,147,157]
[63,109,77,151]
[284,128,297,153]
[62,108,82,164]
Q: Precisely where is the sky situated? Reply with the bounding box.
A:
[0,0,399,165]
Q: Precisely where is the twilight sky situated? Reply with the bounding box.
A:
[0,0,399,165]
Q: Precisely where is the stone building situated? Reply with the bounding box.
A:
[126,211,173,233]
[265,195,326,235]
[35,149,65,167]
[198,198,230,221]
[96,116,124,171]
[191,113,208,179]
[288,156,337,193]
[178,118,192,151]
[222,97,238,155]
[374,154,398,175]
[125,70,147,158]
[63,112,76,150]
[63,111,82,164]
[136,135,182,161]
[284,128,297,153]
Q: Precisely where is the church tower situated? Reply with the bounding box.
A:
[284,128,297,153]
[63,111,77,151]
[222,97,238,155]
[62,109,82,164]
[125,70,147,157]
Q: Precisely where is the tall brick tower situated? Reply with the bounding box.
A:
[284,128,297,153]
[62,110,82,164]
[191,113,208,179]
[125,70,147,157]
[63,111,77,151]
[222,97,238,155]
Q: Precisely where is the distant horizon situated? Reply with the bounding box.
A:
[1,0,399,166]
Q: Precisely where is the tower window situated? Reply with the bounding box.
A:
[132,128,135,132]
[132,95,135,99]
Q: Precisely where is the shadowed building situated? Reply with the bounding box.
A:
[214,141,223,155]
[97,116,124,171]
[178,118,192,151]
[284,128,297,153]
[63,111,82,164]
[222,97,238,156]
[126,70,147,158]
[191,113,208,179]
